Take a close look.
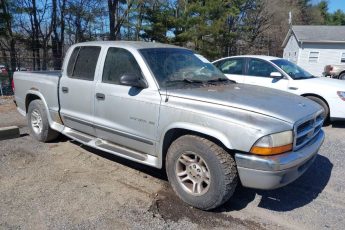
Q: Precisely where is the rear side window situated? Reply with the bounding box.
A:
[67,47,80,76]
[68,46,101,81]
[102,47,142,84]
[216,58,244,75]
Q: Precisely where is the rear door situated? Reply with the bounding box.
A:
[93,47,161,155]
[244,58,289,91]
[59,46,101,135]
[213,58,246,83]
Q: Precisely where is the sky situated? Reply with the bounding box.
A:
[313,0,345,12]
[328,0,345,12]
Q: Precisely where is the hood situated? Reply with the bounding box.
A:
[167,83,322,124]
[295,77,345,90]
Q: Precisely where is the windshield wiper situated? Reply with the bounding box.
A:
[165,78,204,85]
[207,78,236,84]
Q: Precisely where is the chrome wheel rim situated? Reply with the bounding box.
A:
[31,109,43,134]
[175,151,211,196]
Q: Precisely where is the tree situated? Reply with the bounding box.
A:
[0,0,17,73]
[107,0,135,40]
[171,0,268,59]
[141,0,174,42]
[329,9,345,25]
[65,0,104,43]
[51,0,66,69]
[317,0,329,24]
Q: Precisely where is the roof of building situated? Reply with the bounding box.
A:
[282,25,345,47]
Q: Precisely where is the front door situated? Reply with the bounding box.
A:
[94,47,161,155]
[59,46,101,135]
[244,58,289,91]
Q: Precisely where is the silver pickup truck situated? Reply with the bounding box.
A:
[14,41,325,210]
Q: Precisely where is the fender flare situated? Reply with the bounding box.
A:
[159,122,233,157]
[25,90,55,127]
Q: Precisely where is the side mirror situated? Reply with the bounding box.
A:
[119,73,148,88]
[270,72,283,78]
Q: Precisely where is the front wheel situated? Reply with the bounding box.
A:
[339,73,345,80]
[27,99,59,142]
[166,135,238,210]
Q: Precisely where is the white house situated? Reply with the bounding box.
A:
[282,25,345,76]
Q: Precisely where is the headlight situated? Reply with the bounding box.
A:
[337,91,345,101]
[250,131,293,155]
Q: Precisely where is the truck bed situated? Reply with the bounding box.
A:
[14,71,62,116]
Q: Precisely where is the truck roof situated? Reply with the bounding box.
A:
[72,41,187,50]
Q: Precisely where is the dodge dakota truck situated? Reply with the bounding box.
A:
[13,41,325,210]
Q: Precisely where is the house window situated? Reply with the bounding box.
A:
[309,51,319,63]
[341,52,345,63]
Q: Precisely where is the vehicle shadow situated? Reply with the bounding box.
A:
[68,140,332,213]
[219,154,333,212]
[331,121,345,128]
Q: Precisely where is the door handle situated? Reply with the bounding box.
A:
[96,93,105,100]
[288,86,298,90]
[61,86,69,93]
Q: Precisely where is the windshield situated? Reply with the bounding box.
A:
[271,59,314,80]
[139,48,228,87]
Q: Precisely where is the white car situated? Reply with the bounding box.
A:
[213,55,345,121]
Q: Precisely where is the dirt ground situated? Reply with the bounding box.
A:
[0,97,344,230]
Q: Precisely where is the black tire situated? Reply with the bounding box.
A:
[27,99,59,142]
[166,135,238,210]
[305,96,329,121]
[339,73,345,80]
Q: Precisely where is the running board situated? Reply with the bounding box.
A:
[61,127,160,168]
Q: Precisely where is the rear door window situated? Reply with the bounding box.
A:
[68,46,101,81]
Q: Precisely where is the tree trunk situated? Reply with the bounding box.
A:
[1,0,17,73]
[135,2,144,41]
[9,39,16,78]
[108,0,117,40]
[51,0,66,69]
[32,0,41,70]
[42,40,48,70]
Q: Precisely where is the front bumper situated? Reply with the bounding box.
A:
[235,130,325,189]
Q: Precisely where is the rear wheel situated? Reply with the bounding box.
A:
[305,96,329,122]
[27,99,59,142]
[166,135,238,210]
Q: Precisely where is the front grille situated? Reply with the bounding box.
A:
[294,112,324,150]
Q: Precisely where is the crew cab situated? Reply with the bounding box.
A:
[213,55,345,121]
[14,42,325,210]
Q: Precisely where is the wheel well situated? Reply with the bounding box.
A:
[339,71,345,77]
[161,128,231,168]
[301,93,330,117]
[25,94,41,113]
[301,93,329,108]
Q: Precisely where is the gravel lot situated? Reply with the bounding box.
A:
[0,97,344,229]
